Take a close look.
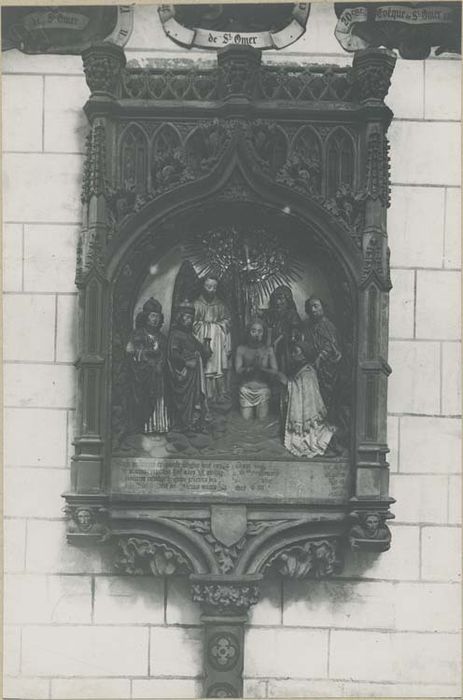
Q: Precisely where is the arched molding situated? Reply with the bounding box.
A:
[110,517,219,575]
[118,122,149,192]
[325,125,357,196]
[107,142,362,290]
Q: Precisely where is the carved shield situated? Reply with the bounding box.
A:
[211,505,247,547]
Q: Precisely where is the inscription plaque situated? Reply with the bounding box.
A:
[112,457,350,502]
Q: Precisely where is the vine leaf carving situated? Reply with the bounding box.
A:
[115,536,192,576]
[264,539,343,578]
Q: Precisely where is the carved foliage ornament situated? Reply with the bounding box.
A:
[82,42,126,96]
[174,518,293,574]
[120,62,355,103]
[115,536,192,575]
[105,118,364,247]
[352,47,397,102]
[365,131,391,207]
[191,582,260,615]
[361,236,392,291]
[264,538,343,578]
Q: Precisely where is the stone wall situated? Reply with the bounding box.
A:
[3,3,461,698]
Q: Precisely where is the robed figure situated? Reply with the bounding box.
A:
[264,285,302,374]
[167,300,212,432]
[302,297,342,416]
[193,275,232,402]
[125,298,169,434]
[283,341,335,458]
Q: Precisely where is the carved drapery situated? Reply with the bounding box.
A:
[66,42,397,698]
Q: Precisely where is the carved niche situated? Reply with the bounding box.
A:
[66,42,397,698]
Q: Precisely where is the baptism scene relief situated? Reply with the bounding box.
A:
[111,215,354,464]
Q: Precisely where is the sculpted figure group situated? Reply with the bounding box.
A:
[125,273,343,459]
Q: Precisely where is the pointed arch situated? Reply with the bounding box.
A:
[119,123,148,192]
[152,122,182,155]
[326,127,355,197]
[251,122,288,173]
[289,125,323,194]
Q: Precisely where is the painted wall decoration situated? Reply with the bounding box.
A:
[1,5,133,54]
[158,3,311,50]
[334,1,461,58]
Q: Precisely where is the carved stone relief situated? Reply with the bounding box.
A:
[67,42,397,698]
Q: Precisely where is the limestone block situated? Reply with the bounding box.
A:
[3,677,50,700]
[400,416,460,473]
[390,474,448,524]
[425,59,461,121]
[387,59,424,119]
[394,631,461,684]
[287,2,347,56]
[341,525,420,580]
[421,526,461,582]
[23,224,79,292]
[3,153,82,222]
[264,53,350,67]
[51,679,131,699]
[388,121,460,186]
[444,188,461,269]
[442,342,461,415]
[244,628,328,678]
[131,680,202,699]
[166,576,201,625]
[388,341,440,414]
[330,630,460,684]
[126,4,178,51]
[4,467,69,519]
[4,363,76,409]
[416,270,460,340]
[448,476,462,524]
[4,519,26,573]
[248,578,282,626]
[5,408,67,467]
[149,627,203,677]
[388,186,445,268]
[4,573,92,624]
[4,626,21,676]
[283,580,394,630]
[387,415,399,472]
[3,223,23,292]
[94,576,164,624]
[2,51,82,75]
[44,76,89,154]
[242,680,268,698]
[4,294,55,362]
[22,625,149,677]
[395,582,460,632]
[56,294,79,363]
[266,679,461,698]
[3,75,43,152]
[389,270,414,339]
[25,519,111,574]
